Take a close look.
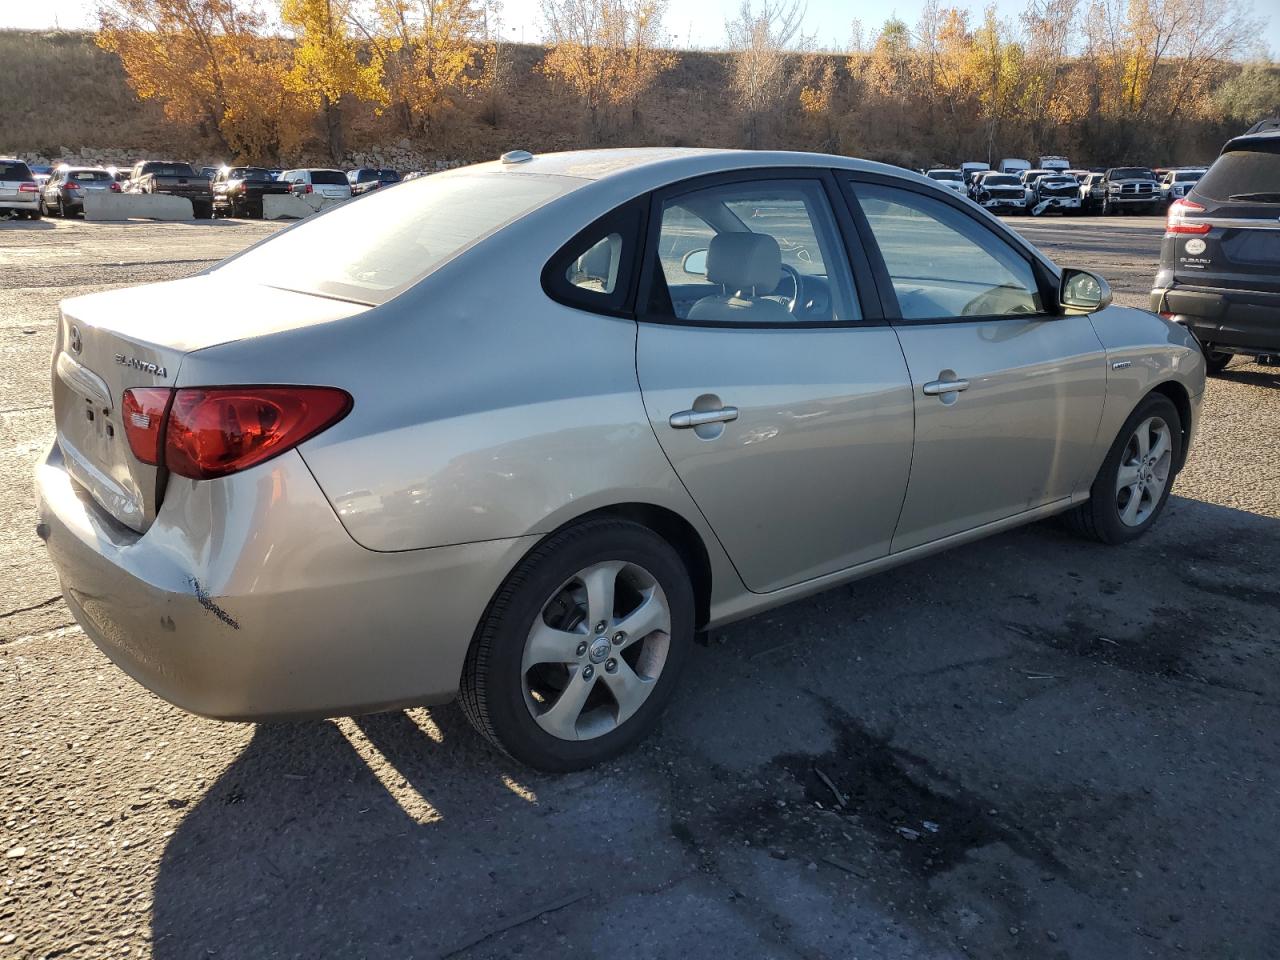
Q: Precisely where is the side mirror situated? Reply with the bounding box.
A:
[1060,268,1112,314]
[681,248,709,277]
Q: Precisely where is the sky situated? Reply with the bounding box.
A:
[2,0,1277,57]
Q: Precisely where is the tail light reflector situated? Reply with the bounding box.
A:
[1167,198,1210,234]
[19,182,37,193]
[110,181,121,193]
[121,388,175,465]
[120,386,351,479]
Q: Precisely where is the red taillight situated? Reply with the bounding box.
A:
[304,183,313,194]
[163,386,351,480]
[65,181,81,191]
[110,181,121,192]
[19,182,37,193]
[1167,198,1210,234]
[121,388,175,466]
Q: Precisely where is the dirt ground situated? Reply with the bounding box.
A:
[1,213,1277,960]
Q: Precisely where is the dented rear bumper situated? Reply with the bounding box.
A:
[36,443,535,720]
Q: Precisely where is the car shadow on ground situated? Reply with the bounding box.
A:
[0,218,55,230]
[149,496,1280,960]
[1215,362,1280,389]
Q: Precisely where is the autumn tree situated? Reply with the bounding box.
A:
[862,18,914,143]
[725,0,809,148]
[967,6,1025,162]
[1019,0,1081,151]
[281,0,384,157]
[1214,61,1280,125]
[96,0,295,159]
[350,0,488,134]
[540,0,677,141]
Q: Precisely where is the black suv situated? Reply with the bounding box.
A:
[1151,124,1280,373]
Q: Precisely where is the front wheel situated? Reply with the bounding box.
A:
[1065,393,1182,545]
[460,518,695,771]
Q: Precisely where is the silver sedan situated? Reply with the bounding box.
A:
[36,149,1206,770]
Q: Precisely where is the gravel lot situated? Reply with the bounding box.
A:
[1,214,1277,960]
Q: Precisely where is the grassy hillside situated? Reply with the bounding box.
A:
[0,28,1253,169]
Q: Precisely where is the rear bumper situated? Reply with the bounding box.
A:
[1151,285,1280,353]
[0,197,39,211]
[36,443,535,720]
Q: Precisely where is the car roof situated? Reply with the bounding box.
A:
[459,147,940,195]
[1223,128,1280,152]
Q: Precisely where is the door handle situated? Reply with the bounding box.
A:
[922,378,970,396]
[669,406,739,429]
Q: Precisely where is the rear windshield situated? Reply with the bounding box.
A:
[1174,170,1204,182]
[927,170,961,181]
[1110,168,1154,180]
[144,163,195,176]
[378,169,400,182]
[983,175,1020,186]
[70,170,112,182]
[1195,143,1280,201]
[0,161,34,181]
[309,170,348,185]
[216,172,574,304]
[231,167,273,181]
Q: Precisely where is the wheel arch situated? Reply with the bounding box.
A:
[1148,379,1192,471]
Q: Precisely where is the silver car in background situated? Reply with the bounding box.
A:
[36,149,1205,771]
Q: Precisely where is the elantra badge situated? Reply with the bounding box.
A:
[115,354,168,378]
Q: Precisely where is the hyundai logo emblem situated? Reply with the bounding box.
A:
[69,324,82,354]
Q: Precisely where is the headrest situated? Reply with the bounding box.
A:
[706,232,781,293]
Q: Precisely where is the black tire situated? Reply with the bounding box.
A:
[28,207,41,220]
[460,518,695,772]
[1203,347,1232,375]
[194,202,212,220]
[1064,393,1182,545]
[38,198,49,217]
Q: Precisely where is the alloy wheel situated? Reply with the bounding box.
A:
[521,560,671,741]
[1115,416,1172,527]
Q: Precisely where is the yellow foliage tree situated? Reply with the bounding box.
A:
[96,0,298,161]
[540,0,678,141]
[282,0,385,157]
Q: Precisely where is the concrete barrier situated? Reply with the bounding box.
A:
[83,192,195,222]
[262,193,344,220]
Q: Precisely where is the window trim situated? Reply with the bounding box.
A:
[634,167,886,330]
[540,197,648,319]
[836,171,1063,325]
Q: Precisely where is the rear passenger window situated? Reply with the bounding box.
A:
[566,233,622,294]
[542,202,643,316]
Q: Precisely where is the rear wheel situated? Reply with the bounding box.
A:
[1203,347,1232,375]
[27,207,41,220]
[460,518,694,771]
[1065,393,1182,545]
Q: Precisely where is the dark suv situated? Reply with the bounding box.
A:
[1151,125,1280,372]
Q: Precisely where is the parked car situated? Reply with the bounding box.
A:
[1027,172,1082,216]
[997,158,1031,175]
[0,158,41,219]
[36,148,1205,771]
[1078,172,1106,213]
[1159,168,1206,205]
[925,168,967,193]
[40,167,120,217]
[125,160,213,218]
[198,165,221,181]
[1038,155,1071,172]
[1100,167,1160,215]
[968,171,1027,213]
[959,161,990,186]
[211,166,291,218]
[1152,126,1280,372]
[281,168,353,201]
[348,167,402,196]
[30,164,53,188]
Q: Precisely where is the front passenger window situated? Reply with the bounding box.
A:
[853,182,1043,320]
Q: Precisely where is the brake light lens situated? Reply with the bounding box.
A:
[163,386,351,479]
[109,181,121,193]
[19,182,37,193]
[1167,198,1210,234]
[121,388,174,466]
[65,181,81,191]
[304,183,313,194]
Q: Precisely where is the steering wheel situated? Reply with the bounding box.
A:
[775,263,805,315]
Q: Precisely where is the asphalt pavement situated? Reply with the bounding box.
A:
[0,214,1277,960]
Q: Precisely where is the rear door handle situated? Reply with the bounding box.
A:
[669,406,739,429]
[922,378,970,396]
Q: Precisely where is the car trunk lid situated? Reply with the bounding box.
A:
[53,275,370,532]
